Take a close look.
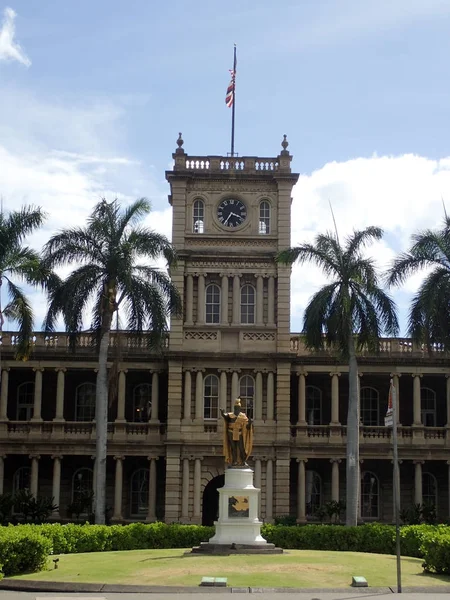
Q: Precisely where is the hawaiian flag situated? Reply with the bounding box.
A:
[385,379,394,427]
[225,69,235,108]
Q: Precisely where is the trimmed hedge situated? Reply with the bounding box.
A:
[2,522,450,577]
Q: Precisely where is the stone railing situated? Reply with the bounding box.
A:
[175,155,290,174]
[289,335,447,357]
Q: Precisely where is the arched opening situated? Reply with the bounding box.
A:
[202,474,224,526]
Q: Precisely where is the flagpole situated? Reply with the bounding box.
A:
[231,45,237,156]
[391,378,402,593]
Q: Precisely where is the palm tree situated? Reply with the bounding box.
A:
[277,227,398,526]
[387,216,450,349]
[43,198,182,524]
[0,205,48,360]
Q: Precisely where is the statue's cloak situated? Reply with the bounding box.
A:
[223,411,254,464]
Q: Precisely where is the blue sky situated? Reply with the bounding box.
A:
[1,1,450,333]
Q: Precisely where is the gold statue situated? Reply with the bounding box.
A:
[220,398,254,467]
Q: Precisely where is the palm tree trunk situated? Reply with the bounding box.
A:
[94,327,111,524]
[346,333,360,526]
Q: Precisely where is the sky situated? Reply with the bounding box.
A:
[1,0,450,335]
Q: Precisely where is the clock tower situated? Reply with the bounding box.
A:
[164,134,299,523]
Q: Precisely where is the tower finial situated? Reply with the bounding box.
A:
[175,132,185,155]
[281,134,289,154]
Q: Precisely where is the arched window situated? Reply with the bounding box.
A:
[16,381,34,421]
[239,375,254,419]
[306,471,322,517]
[72,468,93,513]
[361,471,379,519]
[305,386,322,425]
[259,200,271,234]
[422,472,438,508]
[204,374,219,419]
[240,285,255,324]
[130,468,149,516]
[421,387,436,427]
[75,383,96,421]
[205,284,220,324]
[360,387,380,426]
[133,383,152,422]
[13,466,30,494]
[193,199,205,233]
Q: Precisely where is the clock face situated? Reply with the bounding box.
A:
[217,198,247,228]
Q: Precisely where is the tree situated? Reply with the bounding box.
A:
[43,198,182,524]
[277,227,398,526]
[0,205,48,360]
[387,216,450,349]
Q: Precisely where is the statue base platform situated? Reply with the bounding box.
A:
[190,466,282,555]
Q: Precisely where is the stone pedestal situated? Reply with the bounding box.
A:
[191,467,282,555]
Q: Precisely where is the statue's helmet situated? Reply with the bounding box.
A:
[234,398,242,407]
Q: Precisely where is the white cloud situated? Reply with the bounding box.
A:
[0,7,30,67]
[290,153,450,334]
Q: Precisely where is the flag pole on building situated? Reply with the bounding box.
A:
[225,45,237,156]
[385,378,402,593]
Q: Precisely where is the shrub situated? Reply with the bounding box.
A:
[0,528,51,576]
[274,515,297,526]
[421,530,450,574]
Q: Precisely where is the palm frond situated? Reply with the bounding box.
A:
[3,278,33,359]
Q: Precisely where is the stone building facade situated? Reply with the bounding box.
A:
[0,136,449,524]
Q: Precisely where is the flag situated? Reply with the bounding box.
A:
[225,69,235,107]
[385,379,394,427]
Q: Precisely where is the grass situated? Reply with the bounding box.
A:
[10,549,450,588]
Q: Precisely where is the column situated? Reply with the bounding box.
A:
[219,371,227,411]
[193,458,202,519]
[256,276,264,325]
[113,456,124,520]
[297,458,307,523]
[265,459,273,521]
[221,274,229,325]
[185,274,194,325]
[267,276,275,326]
[254,458,262,514]
[150,371,159,422]
[181,458,190,519]
[197,274,205,325]
[330,372,340,424]
[297,372,306,425]
[147,457,157,522]
[232,274,240,325]
[30,455,40,497]
[267,372,274,420]
[116,370,126,422]
[0,369,9,420]
[331,458,341,502]
[414,460,424,506]
[32,368,44,421]
[255,372,263,420]
[231,371,239,401]
[195,371,203,419]
[54,368,66,421]
[413,374,422,426]
[183,370,192,419]
[0,456,5,495]
[446,376,450,427]
[51,455,62,517]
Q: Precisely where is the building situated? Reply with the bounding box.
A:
[1,136,449,524]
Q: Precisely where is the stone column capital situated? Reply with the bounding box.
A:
[33,367,44,373]
[55,367,67,373]
[413,460,425,465]
[412,373,423,379]
[119,368,128,374]
[329,371,341,378]
[1,368,10,373]
[296,458,308,464]
[296,370,308,377]
[51,454,63,460]
[330,458,342,464]
[29,454,41,460]
[114,455,125,461]
[147,455,160,461]
[192,367,206,373]
[390,372,402,379]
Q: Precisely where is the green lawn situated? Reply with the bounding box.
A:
[10,549,450,588]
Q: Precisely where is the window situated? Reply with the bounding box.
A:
[133,383,152,422]
[259,201,271,234]
[239,375,254,419]
[205,284,220,324]
[306,471,322,517]
[306,386,322,425]
[16,382,34,421]
[204,374,219,419]
[13,466,30,494]
[130,468,149,516]
[361,471,379,519]
[72,468,93,513]
[75,383,96,421]
[422,472,438,508]
[360,387,380,426]
[240,285,255,324]
[193,199,204,233]
[421,387,436,427]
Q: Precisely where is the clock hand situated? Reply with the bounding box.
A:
[224,213,232,225]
